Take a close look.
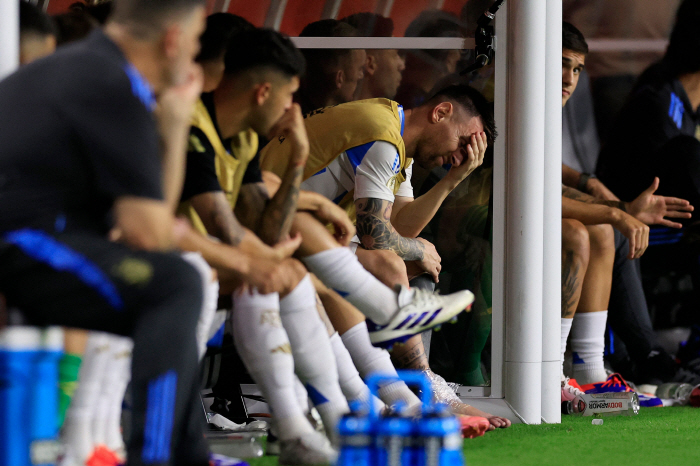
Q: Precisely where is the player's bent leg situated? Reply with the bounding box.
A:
[232,291,334,464]
[561,219,590,399]
[571,224,614,385]
[181,252,220,359]
[279,275,350,444]
[310,277,385,412]
[0,230,209,466]
[355,248,410,288]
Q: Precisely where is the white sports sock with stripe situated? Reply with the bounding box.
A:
[340,322,421,411]
[232,290,315,441]
[280,275,349,443]
[330,332,385,413]
[302,247,398,325]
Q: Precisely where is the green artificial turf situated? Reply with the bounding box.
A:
[244,407,700,466]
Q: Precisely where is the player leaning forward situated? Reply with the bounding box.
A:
[262,86,493,341]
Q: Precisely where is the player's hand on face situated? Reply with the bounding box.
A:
[447,132,487,183]
[612,212,649,259]
[416,237,442,283]
[268,103,310,165]
[314,198,356,246]
[155,63,204,136]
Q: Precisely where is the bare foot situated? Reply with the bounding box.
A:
[451,404,511,430]
[424,369,512,430]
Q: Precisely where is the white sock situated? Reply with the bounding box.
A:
[62,332,111,462]
[232,290,314,441]
[302,247,398,324]
[561,318,573,377]
[280,275,349,442]
[571,311,609,385]
[293,376,310,415]
[92,335,132,457]
[182,252,220,359]
[340,322,420,410]
[329,332,385,413]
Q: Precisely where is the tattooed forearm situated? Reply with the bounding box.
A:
[211,208,245,246]
[390,337,430,370]
[562,185,627,212]
[258,164,304,245]
[235,184,268,231]
[191,192,245,246]
[561,250,581,318]
[355,198,425,260]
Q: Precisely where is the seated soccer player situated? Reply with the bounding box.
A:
[296,19,365,113]
[0,1,250,465]
[185,23,489,433]
[559,22,695,396]
[597,0,700,209]
[178,27,350,460]
[340,13,405,100]
[260,84,512,429]
[19,0,56,64]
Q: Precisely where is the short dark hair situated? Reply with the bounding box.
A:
[197,13,253,63]
[562,21,588,55]
[425,84,497,146]
[109,0,205,35]
[341,12,393,37]
[405,10,464,62]
[224,28,305,78]
[299,19,357,80]
[53,11,96,45]
[20,1,56,37]
[665,0,700,76]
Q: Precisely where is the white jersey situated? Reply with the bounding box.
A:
[301,140,414,204]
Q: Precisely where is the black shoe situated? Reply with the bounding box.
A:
[634,349,678,385]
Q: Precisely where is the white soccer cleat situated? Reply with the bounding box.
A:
[278,431,337,465]
[368,285,474,347]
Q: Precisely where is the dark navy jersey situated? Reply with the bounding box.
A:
[0,30,163,235]
[597,61,700,200]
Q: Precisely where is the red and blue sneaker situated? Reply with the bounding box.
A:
[581,373,662,407]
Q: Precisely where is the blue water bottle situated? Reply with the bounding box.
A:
[0,326,42,466]
[28,327,63,466]
[417,405,463,466]
[374,402,413,466]
[366,371,434,466]
[337,401,373,466]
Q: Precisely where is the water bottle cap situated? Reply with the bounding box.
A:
[0,326,42,349]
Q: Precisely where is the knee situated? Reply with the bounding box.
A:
[562,219,590,261]
[586,224,615,254]
[363,249,408,288]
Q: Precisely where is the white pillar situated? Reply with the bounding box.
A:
[504,0,547,424]
[541,0,562,424]
[0,0,20,81]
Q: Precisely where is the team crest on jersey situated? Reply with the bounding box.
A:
[386,174,399,191]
